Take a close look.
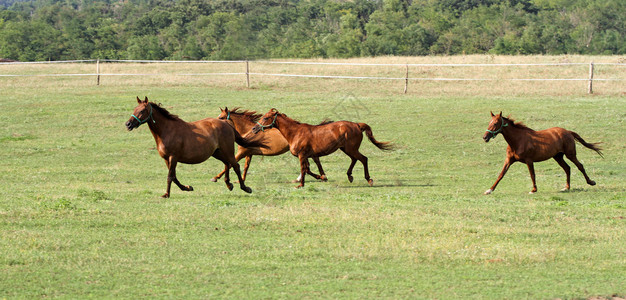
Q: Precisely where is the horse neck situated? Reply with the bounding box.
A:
[231,114,256,134]
[501,124,530,148]
[273,114,300,143]
[147,108,181,143]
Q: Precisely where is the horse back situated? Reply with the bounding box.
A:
[516,127,575,161]
[290,121,362,156]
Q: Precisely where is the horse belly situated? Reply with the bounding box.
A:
[180,139,218,164]
[259,131,290,156]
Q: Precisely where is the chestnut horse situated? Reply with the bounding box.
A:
[211,107,327,182]
[125,97,266,197]
[483,112,602,194]
[252,108,393,188]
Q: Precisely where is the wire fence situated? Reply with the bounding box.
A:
[1,59,624,94]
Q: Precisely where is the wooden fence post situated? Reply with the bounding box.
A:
[587,62,593,94]
[96,58,100,86]
[245,60,250,88]
[404,64,408,94]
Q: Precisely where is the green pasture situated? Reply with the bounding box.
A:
[0,62,624,298]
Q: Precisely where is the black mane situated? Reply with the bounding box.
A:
[150,102,182,121]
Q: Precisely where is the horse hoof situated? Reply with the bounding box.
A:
[560,187,570,192]
[210,178,218,182]
[161,193,170,198]
[320,175,328,182]
[347,175,353,183]
[295,185,303,189]
[186,185,194,191]
[529,191,536,194]
[367,179,373,186]
[226,183,234,191]
[242,186,252,193]
[484,189,493,195]
[588,180,596,186]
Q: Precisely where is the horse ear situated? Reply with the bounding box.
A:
[498,111,502,117]
[136,96,142,104]
[144,97,149,104]
[224,107,229,112]
[490,111,495,117]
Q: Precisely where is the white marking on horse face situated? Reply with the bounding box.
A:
[487,118,499,130]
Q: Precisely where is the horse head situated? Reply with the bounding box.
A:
[251,108,279,134]
[483,111,508,142]
[217,107,230,120]
[126,96,154,131]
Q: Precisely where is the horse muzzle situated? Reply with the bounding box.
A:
[126,119,137,131]
[483,132,492,143]
[251,124,262,134]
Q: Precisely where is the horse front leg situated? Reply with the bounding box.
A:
[163,158,193,198]
[239,155,252,183]
[312,157,327,181]
[527,161,537,194]
[210,167,227,182]
[485,157,514,195]
[305,158,323,180]
[296,156,309,189]
[163,159,173,198]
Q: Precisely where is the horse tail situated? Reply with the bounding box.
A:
[358,123,393,151]
[232,126,269,149]
[571,131,603,158]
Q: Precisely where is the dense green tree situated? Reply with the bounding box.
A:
[0,0,623,60]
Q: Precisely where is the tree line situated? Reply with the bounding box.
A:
[0,0,623,61]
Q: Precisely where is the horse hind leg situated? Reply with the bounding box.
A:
[342,148,372,186]
[553,153,571,191]
[232,162,252,193]
[338,147,356,183]
[216,149,251,193]
[211,150,246,182]
[211,149,235,191]
[565,152,596,186]
[238,155,253,183]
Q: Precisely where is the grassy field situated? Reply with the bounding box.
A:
[0,56,624,298]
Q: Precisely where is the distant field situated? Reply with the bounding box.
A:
[0,56,624,298]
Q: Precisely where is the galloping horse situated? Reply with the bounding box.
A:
[211,107,328,183]
[252,108,393,188]
[125,97,266,197]
[483,112,602,194]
